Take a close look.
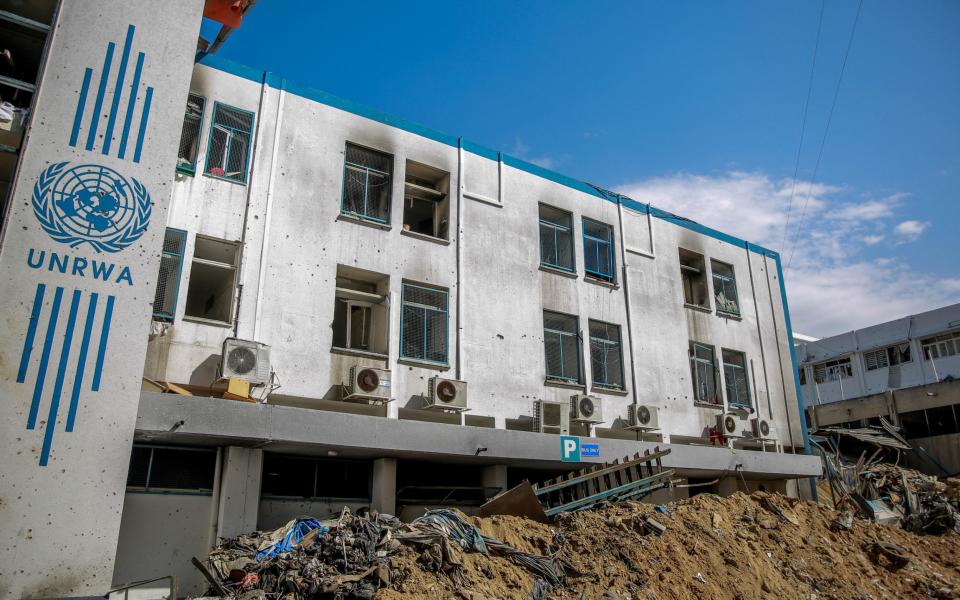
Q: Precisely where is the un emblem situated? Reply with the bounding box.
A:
[32,162,151,253]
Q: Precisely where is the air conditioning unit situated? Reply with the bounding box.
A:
[751,417,776,440]
[345,366,391,402]
[627,404,659,430]
[717,412,746,438]
[534,400,570,435]
[570,394,602,423]
[426,377,468,411]
[220,338,271,385]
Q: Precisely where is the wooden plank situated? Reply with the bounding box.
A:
[479,481,549,523]
[535,449,670,495]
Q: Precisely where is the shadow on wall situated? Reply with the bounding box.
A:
[189,353,221,386]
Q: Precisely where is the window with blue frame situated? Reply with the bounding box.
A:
[721,349,751,408]
[711,260,740,315]
[343,142,393,223]
[152,228,187,321]
[582,218,615,282]
[400,283,448,363]
[589,320,624,389]
[176,93,205,175]
[690,342,720,405]
[204,102,254,183]
[539,204,575,272]
[544,310,581,383]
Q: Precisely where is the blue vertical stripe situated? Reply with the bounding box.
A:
[91,295,115,392]
[102,25,135,155]
[27,287,64,430]
[133,86,153,163]
[39,290,81,467]
[17,284,46,383]
[66,293,98,432]
[118,52,144,160]
[68,69,93,148]
[85,42,116,151]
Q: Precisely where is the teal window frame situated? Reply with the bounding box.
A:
[544,310,581,383]
[539,204,575,272]
[711,260,740,316]
[721,349,751,408]
[399,282,449,364]
[175,93,205,175]
[341,142,393,224]
[153,227,187,321]
[582,217,615,283]
[588,320,624,389]
[203,101,255,184]
[690,342,720,405]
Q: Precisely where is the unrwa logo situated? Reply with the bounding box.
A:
[32,162,151,253]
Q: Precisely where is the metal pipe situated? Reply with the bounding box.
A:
[455,139,465,382]
[615,195,640,408]
[253,84,285,340]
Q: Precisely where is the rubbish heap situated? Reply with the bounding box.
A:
[194,508,572,599]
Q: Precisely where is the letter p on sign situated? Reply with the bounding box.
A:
[560,435,580,462]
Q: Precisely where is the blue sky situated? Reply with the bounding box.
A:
[210,0,959,336]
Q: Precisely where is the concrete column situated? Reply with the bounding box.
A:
[717,476,741,496]
[372,458,397,515]
[217,447,264,539]
[482,464,509,497]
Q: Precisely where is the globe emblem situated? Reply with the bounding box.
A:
[50,164,135,239]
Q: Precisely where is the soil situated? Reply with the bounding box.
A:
[379,491,960,600]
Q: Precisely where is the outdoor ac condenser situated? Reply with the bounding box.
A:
[717,412,746,437]
[345,366,391,402]
[570,394,603,424]
[426,377,468,411]
[751,417,776,440]
[219,338,271,385]
[534,400,570,435]
[627,404,659,430]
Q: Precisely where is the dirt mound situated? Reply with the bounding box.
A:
[381,492,960,600]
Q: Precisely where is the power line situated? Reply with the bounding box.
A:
[786,0,865,270]
[781,0,826,251]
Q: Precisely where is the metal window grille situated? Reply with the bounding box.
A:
[589,320,623,388]
[922,331,960,360]
[583,218,614,282]
[204,103,254,183]
[153,228,187,321]
[539,205,574,271]
[813,358,853,383]
[176,93,205,174]
[711,261,740,315]
[690,342,719,404]
[400,283,448,363]
[722,349,750,407]
[342,143,393,223]
[544,311,580,382]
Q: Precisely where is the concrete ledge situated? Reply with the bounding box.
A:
[136,393,823,479]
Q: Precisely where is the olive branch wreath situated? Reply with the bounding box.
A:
[32,162,152,254]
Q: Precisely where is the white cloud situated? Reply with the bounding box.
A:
[618,172,958,337]
[893,219,930,242]
[509,137,556,170]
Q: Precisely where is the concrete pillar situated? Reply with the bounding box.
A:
[482,464,509,497]
[372,458,397,515]
[0,2,203,596]
[217,447,264,539]
[717,476,741,496]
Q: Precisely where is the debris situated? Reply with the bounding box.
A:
[643,517,667,536]
[693,572,707,583]
[866,542,910,570]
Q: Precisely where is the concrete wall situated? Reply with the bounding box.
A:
[112,493,213,597]
[798,303,960,406]
[143,60,805,452]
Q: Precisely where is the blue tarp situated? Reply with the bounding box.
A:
[256,518,328,561]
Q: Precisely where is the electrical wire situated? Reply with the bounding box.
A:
[786,0,865,270]
[781,0,826,251]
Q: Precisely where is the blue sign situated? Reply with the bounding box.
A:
[560,435,580,462]
[582,443,600,457]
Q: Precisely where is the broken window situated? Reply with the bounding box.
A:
[544,311,581,383]
[583,218,615,283]
[799,367,807,386]
[342,142,393,223]
[539,204,575,272]
[690,342,719,405]
[813,357,853,383]
[183,236,239,324]
[711,260,740,315]
[921,331,960,360]
[176,93,205,174]
[126,445,217,493]
[679,249,709,308]
[864,343,912,370]
[204,102,254,183]
[589,320,623,389]
[332,266,389,355]
[153,228,187,321]
[400,282,449,364]
[261,454,371,500]
[722,349,751,408]
[402,160,450,239]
